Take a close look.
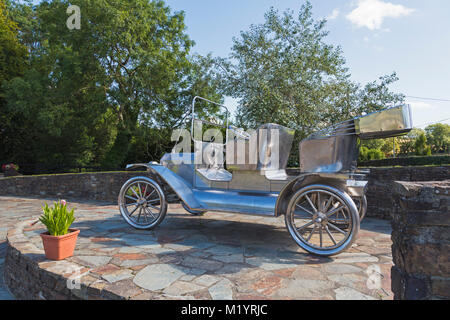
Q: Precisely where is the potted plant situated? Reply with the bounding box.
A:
[39,200,79,261]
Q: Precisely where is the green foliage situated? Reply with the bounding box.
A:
[399,128,424,156]
[2,1,113,172]
[425,123,450,154]
[0,0,27,84]
[380,138,400,156]
[397,126,449,157]
[362,139,385,150]
[414,132,430,156]
[0,0,28,165]
[360,137,400,160]
[359,146,368,162]
[359,147,385,162]
[367,149,385,160]
[39,201,75,236]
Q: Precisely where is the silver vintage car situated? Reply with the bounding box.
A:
[119,97,413,256]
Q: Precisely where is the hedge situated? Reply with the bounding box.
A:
[359,155,450,167]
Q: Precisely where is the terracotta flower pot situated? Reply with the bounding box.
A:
[40,229,80,261]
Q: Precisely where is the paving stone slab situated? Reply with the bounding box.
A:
[212,254,245,264]
[72,255,112,268]
[276,279,335,299]
[133,264,187,291]
[163,281,205,296]
[102,270,134,284]
[205,245,244,256]
[143,247,176,255]
[193,275,220,287]
[334,252,379,264]
[245,256,301,271]
[327,273,368,287]
[119,258,158,268]
[209,278,234,300]
[322,264,364,274]
[334,287,377,300]
[181,256,224,272]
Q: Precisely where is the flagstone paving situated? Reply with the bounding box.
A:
[0,196,394,300]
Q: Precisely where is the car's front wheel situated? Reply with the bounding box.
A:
[118,177,167,230]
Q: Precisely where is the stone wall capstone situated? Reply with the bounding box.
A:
[366,166,449,220]
[390,180,450,300]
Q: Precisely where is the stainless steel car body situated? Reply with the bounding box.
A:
[126,100,412,217]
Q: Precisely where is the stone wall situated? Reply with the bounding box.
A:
[0,166,448,220]
[0,171,177,203]
[4,227,123,300]
[4,241,77,300]
[390,181,450,300]
[366,166,449,220]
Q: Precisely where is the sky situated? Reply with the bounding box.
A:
[163,0,450,128]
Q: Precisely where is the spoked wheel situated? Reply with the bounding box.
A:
[181,202,207,216]
[118,177,167,230]
[285,184,360,256]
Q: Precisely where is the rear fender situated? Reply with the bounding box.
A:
[274,173,366,217]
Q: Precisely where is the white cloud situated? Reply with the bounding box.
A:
[346,0,415,30]
[327,9,340,20]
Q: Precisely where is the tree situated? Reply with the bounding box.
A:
[124,53,226,164]
[2,0,224,172]
[425,123,450,154]
[0,0,28,164]
[219,2,404,141]
[362,139,385,151]
[0,0,27,85]
[2,0,115,172]
[380,138,400,158]
[414,132,431,156]
[398,128,425,156]
[366,149,385,161]
[359,146,385,162]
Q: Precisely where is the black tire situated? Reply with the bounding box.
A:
[118,177,167,230]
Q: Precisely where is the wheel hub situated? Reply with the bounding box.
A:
[138,198,147,207]
[313,212,328,226]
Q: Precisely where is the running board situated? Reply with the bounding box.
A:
[192,189,278,216]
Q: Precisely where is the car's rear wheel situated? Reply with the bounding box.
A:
[285,184,360,256]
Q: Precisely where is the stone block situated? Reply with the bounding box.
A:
[391,180,450,300]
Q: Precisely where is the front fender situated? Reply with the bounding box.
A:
[126,163,204,211]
